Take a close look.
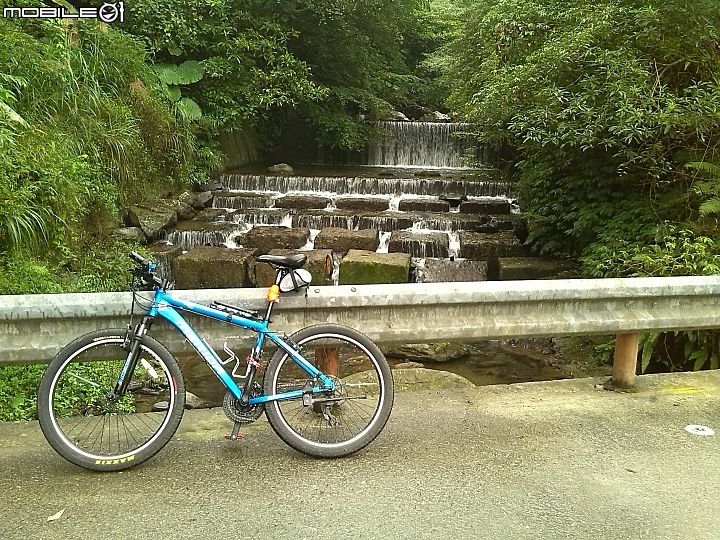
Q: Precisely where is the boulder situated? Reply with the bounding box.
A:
[344,367,474,393]
[172,246,257,289]
[388,230,449,258]
[384,343,473,362]
[339,250,410,285]
[253,249,333,287]
[127,205,177,241]
[267,163,294,174]
[179,190,214,210]
[111,227,146,244]
[419,111,451,122]
[193,208,229,222]
[137,199,196,221]
[193,181,223,192]
[212,192,273,209]
[238,226,310,253]
[315,228,379,254]
[398,198,450,213]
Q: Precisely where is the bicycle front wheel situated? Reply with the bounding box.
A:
[263,324,393,458]
[37,329,185,471]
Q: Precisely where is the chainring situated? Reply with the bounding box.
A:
[222,384,264,425]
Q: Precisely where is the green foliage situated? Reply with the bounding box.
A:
[0,9,216,257]
[439,0,720,255]
[0,365,44,422]
[582,225,720,277]
[687,160,720,216]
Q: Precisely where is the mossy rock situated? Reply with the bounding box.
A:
[339,250,410,285]
[172,246,256,289]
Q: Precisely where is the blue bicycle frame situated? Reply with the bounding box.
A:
[139,288,335,405]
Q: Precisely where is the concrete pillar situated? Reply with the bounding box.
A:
[612,333,639,387]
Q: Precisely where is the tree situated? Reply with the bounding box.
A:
[438,0,720,256]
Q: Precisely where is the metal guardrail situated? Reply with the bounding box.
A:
[3,276,720,385]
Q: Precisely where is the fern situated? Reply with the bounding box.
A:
[687,161,720,216]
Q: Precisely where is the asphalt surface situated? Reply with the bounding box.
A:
[1,371,719,540]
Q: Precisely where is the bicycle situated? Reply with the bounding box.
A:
[37,251,394,471]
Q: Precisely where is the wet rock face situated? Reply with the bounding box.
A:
[334,196,391,212]
[212,192,274,209]
[339,250,411,285]
[388,230,449,258]
[238,226,310,253]
[459,231,528,261]
[274,194,332,210]
[459,198,511,215]
[172,246,257,289]
[397,197,450,213]
[314,228,379,254]
[253,249,332,287]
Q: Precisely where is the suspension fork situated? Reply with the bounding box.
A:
[113,315,154,397]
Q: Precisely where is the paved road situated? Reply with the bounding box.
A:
[1,371,719,540]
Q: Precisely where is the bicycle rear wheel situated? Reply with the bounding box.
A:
[263,324,393,457]
[37,329,185,471]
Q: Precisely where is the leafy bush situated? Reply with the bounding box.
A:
[0,366,44,422]
[438,0,720,255]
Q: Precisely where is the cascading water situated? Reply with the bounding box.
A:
[366,122,493,168]
[170,121,516,278]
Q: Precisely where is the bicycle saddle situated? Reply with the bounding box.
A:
[256,253,307,269]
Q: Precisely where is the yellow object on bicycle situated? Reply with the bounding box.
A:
[267,284,280,302]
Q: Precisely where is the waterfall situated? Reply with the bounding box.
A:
[366,122,491,168]
[218,174,512,198]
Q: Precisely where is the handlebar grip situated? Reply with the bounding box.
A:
[129,251,149,266]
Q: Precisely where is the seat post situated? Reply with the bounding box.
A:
[262,267,285,322]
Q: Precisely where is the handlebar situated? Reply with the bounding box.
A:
[129,251,151,267]
[128,251,164,290]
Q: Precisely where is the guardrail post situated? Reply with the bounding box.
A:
[612,333,639,388]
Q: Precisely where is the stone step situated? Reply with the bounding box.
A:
[165,221,246,250]
[497,257,578,280]
[290,210,487,232]
[388,230,450,259]
[218,173,513,198]
[338,250,411,285]
[212,192,274,209]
